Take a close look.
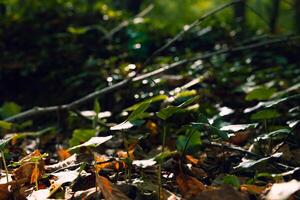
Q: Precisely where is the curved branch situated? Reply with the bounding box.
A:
[4,35,299,123]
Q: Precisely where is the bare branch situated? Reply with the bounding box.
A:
[102,4,154,41]
[142,0,242,67]
[4,35,299,123]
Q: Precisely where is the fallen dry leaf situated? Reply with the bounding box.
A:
[176,173,205,199]
[186,155,199,165]
[229,130,251,146]
[240,184,267,195]
[0,178,27,200]
[57,148,71,161]
[13,150,45,183]
[266,179,300,200]
[95,175,130,200]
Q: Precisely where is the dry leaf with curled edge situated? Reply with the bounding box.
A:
[13,150,45,183]
[95,175,130,200]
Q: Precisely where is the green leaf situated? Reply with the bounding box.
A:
[245,87,276,101]
[235,153,282,169]
[126,95,167,111]
[179,95,200,107]
[255,129,291,141]
[93,99,101,114]
[244,94,300,113]
[110,120,145,131]
[67,26,88,35]
[157,96,199,120]
[0,102,21,118]
[0,121,13,130]
[69,129,97,147]
[154,150,177,163]
[220,123,258,132]
[0,136,14,151]
[191,122,228,139]
[176,130,202,154]
[156,106,182,120]
[69,136,112,151]
[222,175,240,188]
[127,100,151,121]
[251,109,280,120]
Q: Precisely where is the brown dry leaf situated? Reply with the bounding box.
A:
[190,166,208,178]
[193,185,248,200]
[116,145,135,160]
[30,164,39,184]
[229,130,251,146]
[0,178,27,200]
[176,173,206,199]
[94,154,112,173]
[13,150,45,183]
[146,120,158,135]
[186,155,199,165]
[240,184,267,195]
[57,148,71,161]
[18,150,42,164]
[95,175,130,200]
[114,161,120,170]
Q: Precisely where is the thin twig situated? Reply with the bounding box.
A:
[4,35,299,122]
[101,4,154,41]
[142,0,242,67]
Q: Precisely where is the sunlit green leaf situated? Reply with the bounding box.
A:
[156,106,182,120]
[127,100,151,121]
[126,95,168,111]
[0,136,14,151]
[157,96,199,120]
[235,153,282,169]
[251,109,280,120]
[0,121,13,130]
[255,129,291,141]
[110,120,144,131]
[93,99,101,114]
[69,136,112,151]
[245,87,276,101]
[220,123,258,132]
[69,129,97,147]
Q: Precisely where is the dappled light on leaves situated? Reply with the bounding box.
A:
[0,0,299,199]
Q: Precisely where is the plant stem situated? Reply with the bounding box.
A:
[34,162,39,190]
[158,164,162,200]
[162,125,167,152]
[158,125,167,200]
[123,132,132,181]
[1,151,9,183]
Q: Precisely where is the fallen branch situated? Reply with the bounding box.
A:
[4,35,299,122]
[134,35,300,82]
